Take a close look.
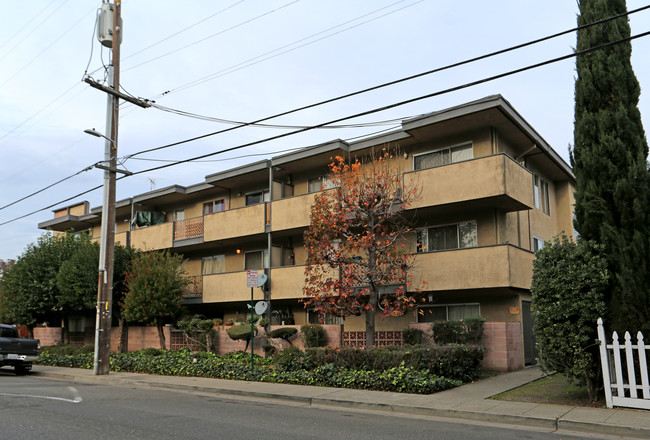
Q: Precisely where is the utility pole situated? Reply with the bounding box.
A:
[94,0,121,375]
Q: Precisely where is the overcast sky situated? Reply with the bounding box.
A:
[1,0,649,261]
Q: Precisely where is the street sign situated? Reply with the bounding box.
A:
[246,270,258,288]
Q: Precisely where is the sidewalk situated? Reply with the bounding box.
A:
[32,365,650,439]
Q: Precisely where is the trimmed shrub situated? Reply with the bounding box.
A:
[300,324,326,347]
[402,328,424,345]
[269,327,298,345]
[226,324,258,350]
[40,344,94,356]
[431,318,485,345]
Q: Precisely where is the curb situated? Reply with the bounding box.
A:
[32,370,650,439]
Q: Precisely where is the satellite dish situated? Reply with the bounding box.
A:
[256,273,268,287]
[254,301,268,315]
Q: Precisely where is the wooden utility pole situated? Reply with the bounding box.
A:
[94,0,121,375]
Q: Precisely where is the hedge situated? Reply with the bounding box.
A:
[36,347,464,394]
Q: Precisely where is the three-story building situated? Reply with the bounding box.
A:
[39,95,575,370]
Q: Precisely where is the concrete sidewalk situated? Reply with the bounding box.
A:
[32,365,650,439]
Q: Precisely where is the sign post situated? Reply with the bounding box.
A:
[246,271,258,374]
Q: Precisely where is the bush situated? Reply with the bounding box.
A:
[35,347,466,394]
[402,328,424,345]
[431,318,485,345]
[262,345,276,356]
[270,344,485,382]
[269,327,298,345]
[40,344,94,356]
[300,324,326,347]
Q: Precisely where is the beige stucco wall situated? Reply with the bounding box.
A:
[270,265,305,299]
[204,204,265,241]
[405,155,532,210]
[68,202,88,216]
[343,312,414,332]
[271,192,318,231]
[555,180,575,238]
[410,245,533,291]
[130,222,173,251]
[203,270,266,303]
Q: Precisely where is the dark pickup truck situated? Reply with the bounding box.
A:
[0,324,40,375]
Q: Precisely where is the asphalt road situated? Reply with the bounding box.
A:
[0,370,606,440]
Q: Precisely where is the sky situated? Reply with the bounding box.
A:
[0,0,649,261]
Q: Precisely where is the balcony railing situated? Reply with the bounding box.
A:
[183,275,203,298]
[174,217,204,241]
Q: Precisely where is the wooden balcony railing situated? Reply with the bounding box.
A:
[174,217,204,241]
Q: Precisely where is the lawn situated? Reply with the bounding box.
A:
[490,373,604,408]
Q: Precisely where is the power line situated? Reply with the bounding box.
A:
[126,5,650,160]
[122,0,302,73]
[160,0,423,96]
[121,0,247,62]
[2,8,648,220]
[5,25,645,228]
[150,102,405,129]
[0,1,58,54]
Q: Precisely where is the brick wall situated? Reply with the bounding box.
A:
[33,327,62,346]
[482,321,523,372]
[109,326,172,351]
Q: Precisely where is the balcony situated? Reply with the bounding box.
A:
[403,154,533,213]
[271,192,318,231]
[202,270,266,303]
[183,275,203,298]
[269,266,305,299]
[130,222,173,251]
[204,204,266,242]
[173,216,204,246]
[409,244,534,291]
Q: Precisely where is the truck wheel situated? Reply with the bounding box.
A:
[15,366,29,376]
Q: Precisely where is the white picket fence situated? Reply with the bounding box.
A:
[597,318,650,409]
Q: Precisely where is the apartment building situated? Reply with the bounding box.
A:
[39,95,575,369]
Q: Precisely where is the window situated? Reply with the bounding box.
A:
[173,209,184,221]
[203,199,225,215]
[416,221,478,252]
[414,143,473,170]
[418,304,480,322]
[533,236,544,253]
[244,250,269,270]
[308,310,343,325]
[533,174,550,214]
[245,191,270,206]
[202,255,225,275]
[308,175,336,193]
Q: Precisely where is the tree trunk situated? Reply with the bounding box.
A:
[366,290,377,348]
[62,314,70,345]
[156,319,166,350]
[117,317,128,353]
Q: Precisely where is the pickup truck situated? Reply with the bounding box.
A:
[0,324,40,375]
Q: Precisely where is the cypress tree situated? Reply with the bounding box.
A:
[572,0,650,333]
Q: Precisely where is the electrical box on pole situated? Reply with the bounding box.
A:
[97,2,122,48]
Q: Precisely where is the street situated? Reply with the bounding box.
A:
[0,370,611,440]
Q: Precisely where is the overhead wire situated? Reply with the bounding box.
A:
[0,1,63,63]
[160,0,423,96]
[4,25,646,228]
[121,0,247,62]
[1,7,648,222]
[122,0,302,73]
[127,4,650,160]
[0,1,58,54]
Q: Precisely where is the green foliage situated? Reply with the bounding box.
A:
[572,0,650,335]
[273,345,484,383]
[262,345,276,356]
[176,317,218,352]
[402,328,424,345]
[431,318,485,345]
[531,236,608,400]
[122,251,188,324]
[40,344,94,355]
[300,323,326,347]
[36,347,464,394]
[56,238,99,313]
[268,327,298,344]
[0,232,95,327]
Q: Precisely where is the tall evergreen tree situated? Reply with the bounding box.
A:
[572,0,650,333]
